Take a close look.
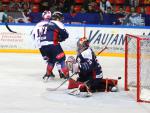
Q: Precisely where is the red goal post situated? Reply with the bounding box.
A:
[125,34,150,103]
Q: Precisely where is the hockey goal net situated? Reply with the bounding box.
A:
[125,34,150,103]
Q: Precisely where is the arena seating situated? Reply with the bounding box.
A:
[13,0,21,2]
[32,0,41,4]
[32,4,40,13]
[0,0,149,26]
[115,0,125,5]
[1,0,10,3]
[145,6,150,14]
[75,0,84,4]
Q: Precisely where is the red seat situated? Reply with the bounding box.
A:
[145,6,150,14]
[74,5,81,13]
[96,0,114,4]
[114,5,120,12]
[109,0,115,4]
[115,0,125,5]
[23,0,31,2]
[2,0,10,3]
[32,4,40,12]
[1,4,9,11]
[125,6,131,13]
[9,6,16,12]
[140,0,144,5]
[136,6,141,13]
[75,0,84,4]
[32,0,41,4]
[13,0,21,2]
[95,0,100,3]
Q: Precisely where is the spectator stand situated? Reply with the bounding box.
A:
[63,3,100,25]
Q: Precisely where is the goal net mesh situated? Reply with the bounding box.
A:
[125,34,150,103]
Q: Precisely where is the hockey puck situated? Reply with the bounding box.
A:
[118,77,122,80]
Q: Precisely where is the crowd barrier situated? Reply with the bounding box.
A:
[0,23,150,57]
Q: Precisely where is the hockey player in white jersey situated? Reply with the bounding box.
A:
[31,11,69,80]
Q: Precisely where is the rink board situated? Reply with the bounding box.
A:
[0,24,150,57]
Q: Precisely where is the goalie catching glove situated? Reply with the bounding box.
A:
[66,56,80,73]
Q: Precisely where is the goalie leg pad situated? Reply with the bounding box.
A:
[101,78,118,92]
[78,84,89,92]
[89,78,118,92]
[68,79,90,92]
[68,79,82,89]
[102,79,118,86]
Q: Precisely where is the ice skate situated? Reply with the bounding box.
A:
[42,73,55,82]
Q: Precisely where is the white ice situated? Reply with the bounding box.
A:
[0,53,150,113]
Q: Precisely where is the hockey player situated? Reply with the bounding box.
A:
[67,37,118,95]
[31,11,69,80]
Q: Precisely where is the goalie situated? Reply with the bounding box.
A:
[67,37,118,95]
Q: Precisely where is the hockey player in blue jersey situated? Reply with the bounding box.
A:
[67,37,118,95]
[31,11,69,80]
[68,37,103,92]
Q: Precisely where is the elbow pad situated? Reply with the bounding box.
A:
[58,29,69,42]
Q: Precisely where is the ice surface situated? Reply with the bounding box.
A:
[0,53,150,113]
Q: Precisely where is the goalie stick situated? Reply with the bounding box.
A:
[46,72,76,91]
[97,46,108,56]
[82,24,109,56]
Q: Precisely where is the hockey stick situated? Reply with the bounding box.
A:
[97,46,108,56]
[105,78,108,92]
[83,21,86,38]
[5,22,17,33]
[46,72,76,91]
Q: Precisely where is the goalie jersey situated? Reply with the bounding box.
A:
[31,20,68,48]
[76,48,103,82]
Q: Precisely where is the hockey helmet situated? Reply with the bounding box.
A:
[77,37,89,53]
[42,10,51,20]
[51,11,64,21]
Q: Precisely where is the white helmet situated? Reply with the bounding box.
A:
[51,11,64,21]
[42,10,51,20]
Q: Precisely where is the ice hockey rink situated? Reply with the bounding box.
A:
[0,53,150,113]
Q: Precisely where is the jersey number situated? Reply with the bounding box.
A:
[37,26,47,41]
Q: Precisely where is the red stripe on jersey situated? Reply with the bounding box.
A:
[56,52,65,60]
[53,29,59,45]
